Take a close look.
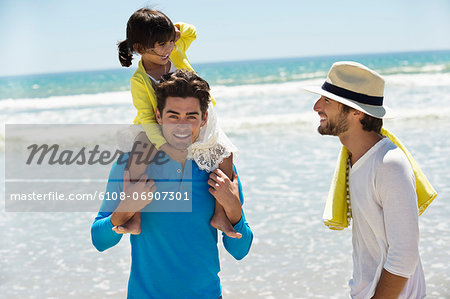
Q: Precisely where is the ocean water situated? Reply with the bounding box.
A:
[1,50,450,298]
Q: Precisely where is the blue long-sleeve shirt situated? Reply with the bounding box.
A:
[91,153,253,298]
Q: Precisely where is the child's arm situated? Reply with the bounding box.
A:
[174,22,197,52]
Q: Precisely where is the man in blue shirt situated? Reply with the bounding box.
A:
[91,70,253,298]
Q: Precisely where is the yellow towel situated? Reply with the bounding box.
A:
[323,128,437,230]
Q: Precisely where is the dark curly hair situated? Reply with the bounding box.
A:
[155,69,211,116]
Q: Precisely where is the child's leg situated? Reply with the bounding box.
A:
[210,154,242,239]
[112,212,142,235]
[116,132,157,234]
[127,131,158,181]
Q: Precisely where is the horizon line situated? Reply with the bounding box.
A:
[1,48,449,79]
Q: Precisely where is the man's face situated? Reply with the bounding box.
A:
[156,96,207,150]
[313,96,350,136]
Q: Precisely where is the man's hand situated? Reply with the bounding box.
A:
[160,143,187,163]
[112,212,142,235]
[208,169,242,225]
[111,170,156,226]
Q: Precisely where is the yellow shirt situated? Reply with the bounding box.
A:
[131,22,215,149]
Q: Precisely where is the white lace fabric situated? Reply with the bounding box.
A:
[187,103,238,172]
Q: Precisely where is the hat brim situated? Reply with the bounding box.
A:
[303,85,395,119]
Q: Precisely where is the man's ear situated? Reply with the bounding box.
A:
[201,111,208,127]
[155,108,162,124]
[352,109,365,120]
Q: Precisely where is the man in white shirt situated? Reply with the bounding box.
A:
[304,61,426,298]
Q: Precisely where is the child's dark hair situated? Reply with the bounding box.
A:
[118,8,175,67]
[155,70,211,116]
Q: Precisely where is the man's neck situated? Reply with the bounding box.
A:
[339,130,383,165]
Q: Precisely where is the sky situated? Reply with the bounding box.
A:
[0,0,449,76]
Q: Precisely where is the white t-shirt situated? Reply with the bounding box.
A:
[349,137,426,299]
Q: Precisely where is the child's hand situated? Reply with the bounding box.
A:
[174,25,181,42]
[160,143,187,162]
[112,212,142,235]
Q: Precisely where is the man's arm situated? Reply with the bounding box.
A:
[374,150,421,296]
[222,207,253,260]
[91,158,126,252]
[91,154,155,251]
[209,168,253,260]
[372,269,408,299]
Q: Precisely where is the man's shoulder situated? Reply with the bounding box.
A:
[376,139,412,176]
[372,138,398,160]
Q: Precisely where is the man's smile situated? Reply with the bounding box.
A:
[318,112,328,123]
[173,132,192,140]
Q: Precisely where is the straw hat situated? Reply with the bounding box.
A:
[303,61,394,119]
